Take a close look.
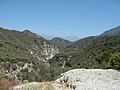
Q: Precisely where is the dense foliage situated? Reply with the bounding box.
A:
[50,36,120,70]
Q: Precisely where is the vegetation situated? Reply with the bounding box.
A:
[50,36,120,70]
[0,78,16,90]
[0,26,120,90]
[0,27,56,61]
[107,53,120,70]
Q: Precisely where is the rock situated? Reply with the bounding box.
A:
[56,69,120,90]
[23,80,29,84]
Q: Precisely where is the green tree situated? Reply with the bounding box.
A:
[107,53,120,70]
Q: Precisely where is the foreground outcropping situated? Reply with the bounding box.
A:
[56,69,120,90]
[12,69,120,90]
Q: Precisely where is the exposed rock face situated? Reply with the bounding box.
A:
[1,61,34,82]
[0,27,59,83]
[42,42,59,60]
[56,69,120,90]
[0,27,59,62]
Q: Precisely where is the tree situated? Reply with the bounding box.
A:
[107,53,120,70]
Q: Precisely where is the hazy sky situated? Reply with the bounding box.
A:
[0,0,120,38]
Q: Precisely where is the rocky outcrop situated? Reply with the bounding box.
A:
[56,69,120,90]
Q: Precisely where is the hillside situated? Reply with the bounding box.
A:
[0,27,61,87]
[66,36,96,51]
[66,25,120,51]
[50,26,120,70]
[0,27,59,61]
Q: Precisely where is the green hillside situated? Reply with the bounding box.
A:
[0,27,58,61]
[0,27,61,84]
[50,36,120,70]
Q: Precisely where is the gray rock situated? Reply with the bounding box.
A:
[56,69,120,90]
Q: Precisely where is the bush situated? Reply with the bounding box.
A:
[107,53,120,70]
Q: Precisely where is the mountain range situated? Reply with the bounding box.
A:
[49,25,120,69]
[0,25,120,89]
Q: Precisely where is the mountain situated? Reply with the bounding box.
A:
[64,36,79,41]
[50,37,73,48]
[0,27,60,84]
[66,25,120,51]
[66,26,120,51]
[66,36,96,51]
[101,25,120,36]
[40,33,55,40]
[41,34,79,41]
[50,26,120,70]
[50,35,120,69]
[0,27,59,61]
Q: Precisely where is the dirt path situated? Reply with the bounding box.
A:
[39,82,70,90]
[42,82,54,90]
[12,81,70,90]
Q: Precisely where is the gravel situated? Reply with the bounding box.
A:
[56,69,120,90]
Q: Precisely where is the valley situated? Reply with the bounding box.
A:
[0,25,120,90]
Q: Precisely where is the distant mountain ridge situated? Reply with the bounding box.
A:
[50,37,73,48]
[66,25,120,51]
[50,25,120,70]
[101,25,120,36]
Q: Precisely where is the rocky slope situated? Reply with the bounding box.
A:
[0,27,59,83]
[0,27,59,61]
[56,69,120,90]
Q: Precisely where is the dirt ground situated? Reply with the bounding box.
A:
[39,82,70,90]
